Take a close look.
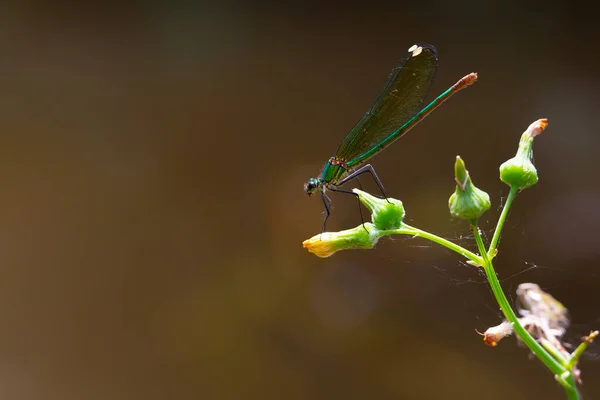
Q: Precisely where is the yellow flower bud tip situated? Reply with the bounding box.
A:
[527,118,548,138]
[302,223,379,258]
[303,236,336,258]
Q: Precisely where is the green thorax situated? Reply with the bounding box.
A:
[320,157,349,185]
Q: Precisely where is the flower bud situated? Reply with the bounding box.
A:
[448,156,491,220]
[477,321,514,347]
[499,119,548,189]
[303,223,379,258]
[353,189,405,230]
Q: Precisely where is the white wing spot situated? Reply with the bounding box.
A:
[411,46,423,57]
[408,44,418,53]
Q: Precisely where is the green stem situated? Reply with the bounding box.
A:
[566,331,598,370]
[540,338,568,365]
[563,375,580,400]
[487,185,519,258]
[471,222,579,399]
[389,224,482,266]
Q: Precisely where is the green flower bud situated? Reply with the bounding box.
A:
[303,223,379,258]
[448,156,491,220]
[353,189,405,230]
[499,119,548,189]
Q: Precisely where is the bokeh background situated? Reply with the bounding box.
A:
[0,1,598,399]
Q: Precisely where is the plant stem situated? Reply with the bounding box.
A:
[566,331,598,370]
[540,338,568,365]
[471,222,579,399]
[563,375,580,400]
[487,185,519,258]
[390,224,482,266]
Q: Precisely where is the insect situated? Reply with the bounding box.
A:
[304,43,477,232]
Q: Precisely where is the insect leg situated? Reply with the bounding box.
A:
[320,190,332,234]
[328,187,369,232]
[336,164,389,201]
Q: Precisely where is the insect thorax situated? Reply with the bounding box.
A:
[320,157,348,185]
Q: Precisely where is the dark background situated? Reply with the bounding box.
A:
[0,1,598,399]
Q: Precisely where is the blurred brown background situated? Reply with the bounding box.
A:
[0,1,598,399]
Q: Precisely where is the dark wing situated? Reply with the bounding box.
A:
[335,43,438,165]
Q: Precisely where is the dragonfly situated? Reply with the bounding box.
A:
[303,43,477,232]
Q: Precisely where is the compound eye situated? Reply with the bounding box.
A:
[304,179,318,195]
